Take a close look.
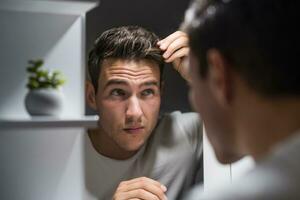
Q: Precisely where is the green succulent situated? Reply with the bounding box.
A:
[26,59,66,90]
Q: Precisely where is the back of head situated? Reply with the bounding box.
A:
[88,26,164,91]
[182,0,300,97]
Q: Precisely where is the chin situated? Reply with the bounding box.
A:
[215,149,245,164]
[122,140,145,152]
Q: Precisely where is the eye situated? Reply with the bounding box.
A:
[110,89,126,97]
[141,89,155,97]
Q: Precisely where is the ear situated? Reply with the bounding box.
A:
[86,81,97,110]
[206,49,233,107]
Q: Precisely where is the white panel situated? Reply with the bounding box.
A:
[0,128,86,200]
[203,128,231,191]
[204,125,255,190]
[231,156,255,182]
[53,132,86,200]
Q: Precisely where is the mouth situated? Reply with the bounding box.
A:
[123,127,145,134]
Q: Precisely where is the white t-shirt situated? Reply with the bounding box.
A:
[184,130,300,200]
[83,111,203,200]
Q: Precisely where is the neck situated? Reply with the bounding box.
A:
[88,127,138,160]
[235,94,300,161]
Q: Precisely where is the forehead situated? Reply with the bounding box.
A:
[99,59,161,84]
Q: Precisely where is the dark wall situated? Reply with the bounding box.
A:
[86,0,192,114]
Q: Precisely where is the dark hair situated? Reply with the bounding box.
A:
[88,26,164,91]
[182,0,299,96]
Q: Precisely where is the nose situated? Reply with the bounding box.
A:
[125,96,143,122]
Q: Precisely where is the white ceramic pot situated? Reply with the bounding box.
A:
[25,88,64,116]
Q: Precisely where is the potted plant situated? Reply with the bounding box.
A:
[25,59,66,116]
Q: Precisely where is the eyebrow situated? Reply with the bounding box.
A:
[103,79,159,90]
[104,79,128,90]
[140,81,159,88]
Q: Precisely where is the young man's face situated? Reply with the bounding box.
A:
[93,59,161,153]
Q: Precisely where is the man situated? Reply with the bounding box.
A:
[85,26,202,200]
[181,0,300,199]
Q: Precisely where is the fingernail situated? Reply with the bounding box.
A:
[160,44,167,50]
[164,195,168,200]
[163,52,169,58]
[161,184,167,192]
[157,41,162,45]
[165,58,171,63]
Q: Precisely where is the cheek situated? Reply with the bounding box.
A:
[189,87,203,114]
[96,100,124,128]
[141,97,161,120]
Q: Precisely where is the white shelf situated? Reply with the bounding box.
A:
[0,115,98,129]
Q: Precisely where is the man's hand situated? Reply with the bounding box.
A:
[112,177,168,200]
[158,31,190,82]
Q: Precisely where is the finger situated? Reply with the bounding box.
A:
[159,33,187,52]
[123,189,162,200]
[165,47,189,63]
[162,37,189,59]
[119,180,167,200]
[158,31,186,46]
[116,177,167,200]
[119,177,167,192]
[158,31,187,50]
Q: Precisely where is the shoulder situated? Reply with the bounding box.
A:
[164,110,200,121]
[160,111,201,132]
[158,111,201,138]
[170,111,202,138]
[154,111,202,152]
[186,135,300,200]
[185,159,300,200]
